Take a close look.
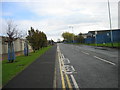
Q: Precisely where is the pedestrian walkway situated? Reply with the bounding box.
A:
[3,45,57,88]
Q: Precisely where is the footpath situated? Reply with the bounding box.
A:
[3,45,57,89]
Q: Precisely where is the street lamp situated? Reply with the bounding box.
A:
[95,31,97,47]
[69,26,74,43]
[108,0,113,47]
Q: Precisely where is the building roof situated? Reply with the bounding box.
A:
[86,29,120,37]
[89,29,120,33]
[88,29,120,34]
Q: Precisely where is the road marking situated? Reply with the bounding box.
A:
[65,73,73,89]
[57,46,66,89]
[94,56,116,65]
[61,54,64,59]
[81,51,89,55]
[58,44,79,89]
[66,58,70,63]
[71,66,75,72]
[64,65,75,74]
[61,57,73,89]
[70,74,79,89]
[63,58,70,64]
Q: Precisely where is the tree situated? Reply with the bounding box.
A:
[26,27,47,52]
[48,39,54,45]
[5,20,22,63]
[74,33,84,43]
[62,32,75,43]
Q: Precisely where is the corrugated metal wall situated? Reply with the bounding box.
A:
[96,30,120,44]
[112,30,120,42]
[96,32,111,44]
[85,30,120,44]
[85,37,95,44]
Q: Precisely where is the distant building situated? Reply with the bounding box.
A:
[0,36,33,60]
[85,29,120,44]
[81,33,87,39]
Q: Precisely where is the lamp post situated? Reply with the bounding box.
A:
[108,0,113,47]
[69,26,74,43]
[95,31,97,47]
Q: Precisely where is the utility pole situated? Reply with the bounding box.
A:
[108,0,113,47]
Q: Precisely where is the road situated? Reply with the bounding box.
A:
[2,43,118,89]
[57,43,118,88]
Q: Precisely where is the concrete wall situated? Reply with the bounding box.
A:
[0,36,33,60]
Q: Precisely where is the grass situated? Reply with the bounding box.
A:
[2,46,52,86]
[65,42,120,48]
[84,43,120,48]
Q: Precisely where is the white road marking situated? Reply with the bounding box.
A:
[61,54,64,59]
[70,74,79,89]
[94,56,116,65]
[63,58,70,64]
[64,65,75,73]
[81,51,90,55]
[58,44,79,89]
[67,58,70,63]
[71,66,75,72]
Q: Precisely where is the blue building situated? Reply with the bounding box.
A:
[85,37,95,44]
[85,29,120,44]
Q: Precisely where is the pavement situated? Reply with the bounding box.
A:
[59,43,118,88]
[2,45,57,88]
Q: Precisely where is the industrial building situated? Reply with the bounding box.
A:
[84,29,120,44]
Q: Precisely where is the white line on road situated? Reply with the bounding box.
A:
[62,54,64,58]
[70,74,79,89]
[81,51,90,55]
[65,58,70,64]
[94,56,116,66]
[71,66,75,72]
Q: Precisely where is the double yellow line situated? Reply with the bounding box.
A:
[58,51,72,90]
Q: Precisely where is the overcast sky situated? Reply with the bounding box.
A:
[0,0,119,41]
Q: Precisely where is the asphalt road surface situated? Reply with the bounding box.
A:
[58,43,118,88]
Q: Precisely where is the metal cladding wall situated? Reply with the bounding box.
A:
[96,30,120,44]
[96,32,111,44]
[112,30,120,42]
[85,37,95,44]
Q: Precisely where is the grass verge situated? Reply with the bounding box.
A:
[2,46,52,86]
[84,43,120,48]
[65,42,120,48]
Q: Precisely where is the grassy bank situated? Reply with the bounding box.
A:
[2,46,52,86]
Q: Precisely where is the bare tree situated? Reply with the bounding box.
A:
[6,20,21,41]
[5,20,22,63]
